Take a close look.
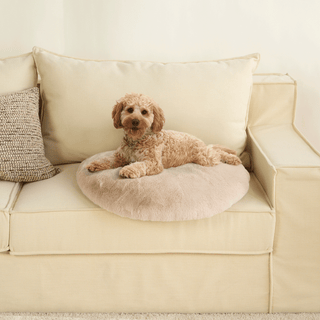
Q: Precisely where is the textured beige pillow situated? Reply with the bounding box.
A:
[0,87,60,182]
[0,52,37,95]
[33,47,260,165]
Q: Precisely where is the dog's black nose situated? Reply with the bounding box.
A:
[132,119,140,126]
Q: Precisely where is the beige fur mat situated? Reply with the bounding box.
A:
[1,313,319,320]
[76,151,250,221]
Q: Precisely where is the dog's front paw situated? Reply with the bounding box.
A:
[119,163,146,179]
[119,166,141,179]
[86,161,109,172]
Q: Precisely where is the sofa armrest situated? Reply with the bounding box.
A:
[247,123,320,312]
[247,123,320,206]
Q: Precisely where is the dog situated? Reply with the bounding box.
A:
[86,93,241,178]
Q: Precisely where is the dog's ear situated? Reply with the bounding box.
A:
[112,98,125,129]
[151,102,165,133]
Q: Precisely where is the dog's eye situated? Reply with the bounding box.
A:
[142,110,148,115]
[127,108,134,113]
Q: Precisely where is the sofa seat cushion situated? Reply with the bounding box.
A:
[10,164,275,255]
[0,181,21,252]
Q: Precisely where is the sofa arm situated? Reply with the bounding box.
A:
[247,124,320,205]
[247,123,320,312]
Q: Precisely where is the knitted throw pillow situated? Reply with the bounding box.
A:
[0,87,60,182]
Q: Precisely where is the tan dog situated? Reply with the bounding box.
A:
[86,93,241,178]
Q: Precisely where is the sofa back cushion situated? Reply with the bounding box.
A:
[0,52,37,95]
[33,47,259,165]
[10,163,274,255]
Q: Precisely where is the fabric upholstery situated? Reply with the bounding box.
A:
[32,47,259,164]
[0,182,14,252]
[0,51,38,251]
[0,181,21,252]
[0,212,9,252]
[0,52,37,95]
[249,74,296,127]
[248,75,320,311]
[0,252,270,313]
[10,163,274,255]
[1,71,319,313]
[247,124,320,312]
[0,87,60,182]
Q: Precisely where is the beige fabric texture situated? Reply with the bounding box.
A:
[0,181,21,252]
[0,211,9,251]
[246,74,320,312]
[0,87,60,182]
[1,73,320,313]
[0,52,37,251]
[248,127,320,313]
[32,47,260,165]
[76,151,250,221]
[0,52,37,95]
[1,313,319,320]
[0,252,270,313]
[11,163,273,255]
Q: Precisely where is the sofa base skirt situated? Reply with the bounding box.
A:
[0,252,270,313]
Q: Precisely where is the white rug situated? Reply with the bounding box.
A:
[1,313,320,320]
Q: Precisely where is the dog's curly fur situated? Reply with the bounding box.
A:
[87,93,241,178]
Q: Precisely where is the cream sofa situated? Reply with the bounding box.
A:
[1,52,320,313]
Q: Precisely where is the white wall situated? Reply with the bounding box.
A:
[1,0,320,151]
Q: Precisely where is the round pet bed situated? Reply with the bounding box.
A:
[76,151,250,222]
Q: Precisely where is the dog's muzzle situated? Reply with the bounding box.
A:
[132,119,140,127]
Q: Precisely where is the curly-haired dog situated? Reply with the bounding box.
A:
[86,93,241,178]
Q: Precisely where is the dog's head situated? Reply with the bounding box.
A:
[112,93,165,140]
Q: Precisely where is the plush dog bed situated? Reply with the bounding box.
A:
[76,151,250,221]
